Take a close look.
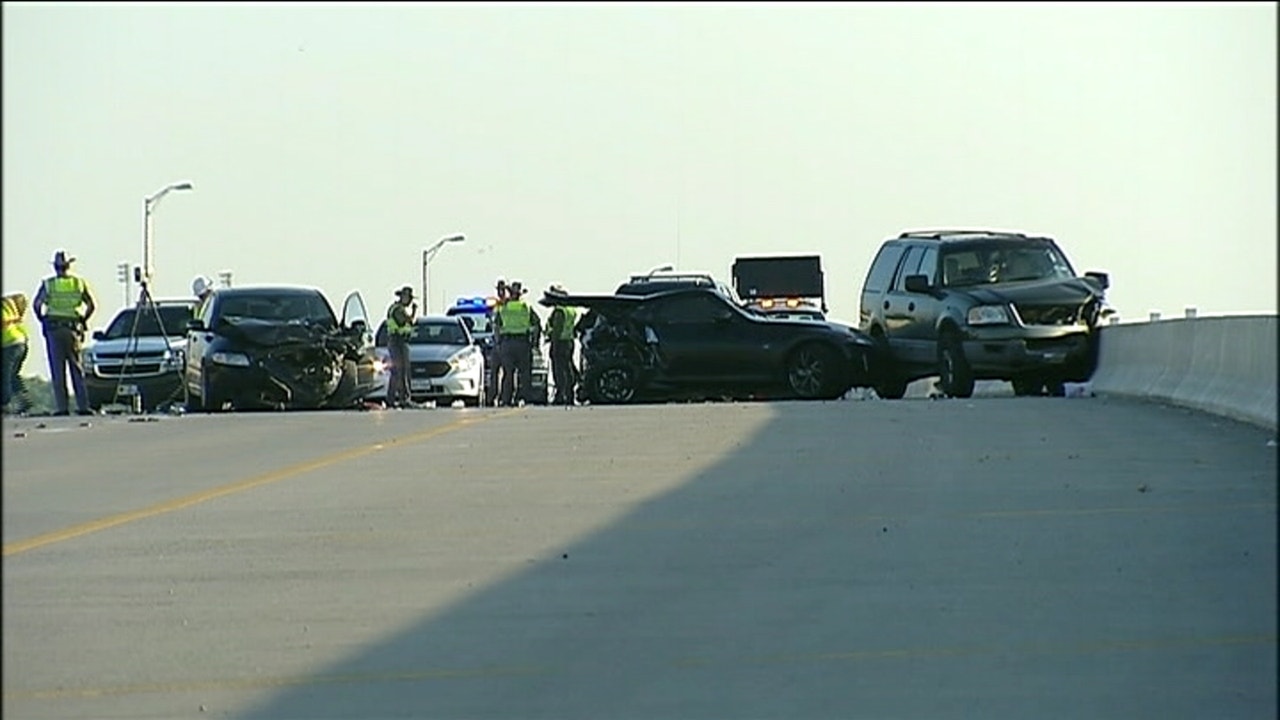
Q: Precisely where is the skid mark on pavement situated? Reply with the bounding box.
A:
[2,410,521,557]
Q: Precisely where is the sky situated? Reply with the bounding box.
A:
[4,1,1276,379]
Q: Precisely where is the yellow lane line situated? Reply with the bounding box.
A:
[6,634,1274,700]
[2,409,520,557]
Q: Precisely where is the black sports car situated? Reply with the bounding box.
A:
[182,286,379,411]
[540,286,881,404]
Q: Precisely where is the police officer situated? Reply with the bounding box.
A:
[385,286,418,409]
[2,292,32,415]
[192,275,215,315]
[32,250,97,416]
[493,280,540,407]
[543,284,578,406]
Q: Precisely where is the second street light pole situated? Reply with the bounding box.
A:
[421,233,465,314]
[142,180,194,292]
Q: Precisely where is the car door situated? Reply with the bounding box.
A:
[899,245,943,365]
[645,293,756,381]
[881,244,923,359]
[341,291,377,391]
[183,291,218,395]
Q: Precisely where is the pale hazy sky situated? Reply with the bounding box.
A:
[4,1,1276,378]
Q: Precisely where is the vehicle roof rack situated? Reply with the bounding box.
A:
[627,272,715,283]
[897,229,1028,240]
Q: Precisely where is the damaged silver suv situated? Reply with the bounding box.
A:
[858,229,1113,399]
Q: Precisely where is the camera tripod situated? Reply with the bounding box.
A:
[109,276,186,413]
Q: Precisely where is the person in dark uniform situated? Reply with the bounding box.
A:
[385,286,418,409]
[543,284,578,406]
[493,280,540,406]
[32,250,96,416]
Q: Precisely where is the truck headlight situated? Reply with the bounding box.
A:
[967,305,1011,326]
[210,351,251,367]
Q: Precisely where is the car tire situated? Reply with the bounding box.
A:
[196,372,228,413]
[937,333,975,399]
[785,343,845,400]
[585,362,639,405]
[868,330,908,400]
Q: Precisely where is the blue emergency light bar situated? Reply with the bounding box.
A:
[454,296,498,310]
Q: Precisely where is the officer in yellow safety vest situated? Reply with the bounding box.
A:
[32,250,97,416]
[385,286,418,409]
[2,291,32,415]
[493,280,540,407]
[543,284,578,406]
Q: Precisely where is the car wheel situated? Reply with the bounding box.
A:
[869,331,908,400]
[786,343,845,400]
[937,333,975,399]
[1044,379,1066,397]
[198,373,228,413]
[586,362,639,405]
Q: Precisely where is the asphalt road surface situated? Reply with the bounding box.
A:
[3,395,1276,720]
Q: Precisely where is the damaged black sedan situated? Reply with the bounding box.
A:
[540,286,882,404]
[182,286,378,411]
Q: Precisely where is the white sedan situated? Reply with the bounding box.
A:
[365,315,487,407]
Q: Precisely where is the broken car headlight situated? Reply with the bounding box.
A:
[966,305,1011,326]
[210,351,252,367]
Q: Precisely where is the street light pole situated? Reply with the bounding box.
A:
[421,233,465,313]
[142,180,194,290]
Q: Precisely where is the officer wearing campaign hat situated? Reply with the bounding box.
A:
[32,250,97,415]
[543,283,578,405]
[384,285,418,409]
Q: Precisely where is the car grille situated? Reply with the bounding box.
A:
[95,362,165,377]
[1015,304,1083,326]
[411,361,451,378]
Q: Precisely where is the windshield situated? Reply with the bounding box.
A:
[102,305,195,339]
[216,293,337,326]
[453,312,493,335]
[408,321,469,345]
[940,241,1076,288]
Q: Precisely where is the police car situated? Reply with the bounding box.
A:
[446,296,549,405]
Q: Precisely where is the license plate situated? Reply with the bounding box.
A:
[115,384,139,397]
[410,380,435,391]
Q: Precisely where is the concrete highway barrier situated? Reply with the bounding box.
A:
[1089,315,1278,431]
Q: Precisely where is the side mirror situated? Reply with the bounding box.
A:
[186,319,205,332]
[1084,271,1110,291]
[904,274,932,294]
[349,319,367,334]
[91,330,105,341]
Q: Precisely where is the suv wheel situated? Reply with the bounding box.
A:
[937,334,975,399]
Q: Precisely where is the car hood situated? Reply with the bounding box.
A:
[951,277,1103,307]
[406,343,474,362]
[216,317,342,346]
[87,335,187,355]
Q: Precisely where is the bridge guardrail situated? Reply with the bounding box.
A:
[1090,315,1278,431]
